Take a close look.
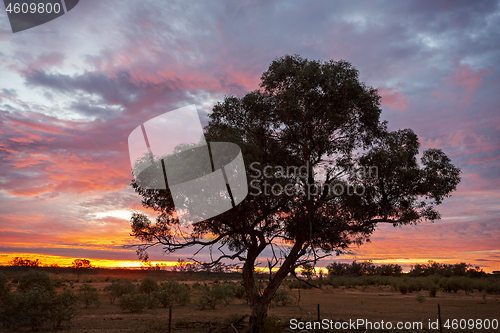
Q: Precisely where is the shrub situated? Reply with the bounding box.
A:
[118,293,149,312]
[0,273,9,299]
[155,281,191,307]
[50,290,79,329]
[18,270,55,294]
[288,279,314,290]
[485,280,500,294]
[155,287,175,308]
[272,289,291,306]
[416,294,425,303]
[78,283,100,308]
[428,284,438,297]
[263,315,283,333]
[197,283,233,310]
[1,287,78,331]
[11,287,54,331]
[234,283,247,301]
[103,280,136,304]
[398,283,409,295]
[460,277,474,295]
[139,277,159,295]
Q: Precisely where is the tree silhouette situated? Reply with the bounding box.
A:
[130,55,461,332]
[71,259,92,276]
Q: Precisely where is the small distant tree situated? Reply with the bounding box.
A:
[50,290,79,329]
[10,257,41,267]
[72,259,92,276]
[154,281,191,307]
[300,263,315,279]
[138,277,159,295]
[173,259,198,273]
[103,280,135,304]
[78,283,99,308]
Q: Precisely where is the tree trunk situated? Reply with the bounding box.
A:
[249,301,268,333]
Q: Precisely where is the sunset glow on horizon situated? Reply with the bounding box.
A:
[0,1,499,274]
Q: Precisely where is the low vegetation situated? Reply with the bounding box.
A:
[0,260,498,331]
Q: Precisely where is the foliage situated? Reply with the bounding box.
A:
[428,284,438,297]
[130,54,461,332]
[138,277,159,295]
[288,279,314,290]
[155,281,191,307]
[327,261,402,276]
[9,257,41,267]
[262,315,284,333]
[50,290,79,329]
[118,293,149,313]
[0,273,78,331]
[197,282,236,309]
[409,261,484,278]
[72,258,92,269]
[0,273,8,300]
[103,279,136,304]
[272,289,291,306]
[398,282,409,294]
[300,264,315,279]
[78,283,100,308]
[18,270,56,294]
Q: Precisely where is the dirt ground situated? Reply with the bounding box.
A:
[2,278,500,332]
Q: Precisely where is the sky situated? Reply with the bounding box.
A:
[0,0,499,271]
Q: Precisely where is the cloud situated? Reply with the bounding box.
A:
[378,87,409,111]
[432,59,494,104]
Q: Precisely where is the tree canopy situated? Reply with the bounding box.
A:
[130,54,460,332]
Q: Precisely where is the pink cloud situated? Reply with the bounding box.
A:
[378,87,409,111]
[433,59,494,104]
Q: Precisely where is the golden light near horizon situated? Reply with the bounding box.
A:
[0,253,179,269]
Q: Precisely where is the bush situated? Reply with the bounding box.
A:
[288,279,314,290]
[398,283,409,295]
[263,315,283,333]
[416,294,425,303]
[78,283,100,308]
[10,287,54,331]
[50,290,79,329]
[155,281,191,307]
[104,279,136,304]
[197,283,235,309]
[272,289,291,306]
[234,283,247,301]
[139,277,159,295]
[0,284,79,330]
[18,270,55,294]
[118,293,149,312]
[428,284,438,297]
[0,273,9,300]
[460,277,474,295]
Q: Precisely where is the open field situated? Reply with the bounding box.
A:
[1,269,499,332]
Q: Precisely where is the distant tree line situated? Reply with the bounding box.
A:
[325,260,488,278]
[326,261,403,277]
[409,261,485,278]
